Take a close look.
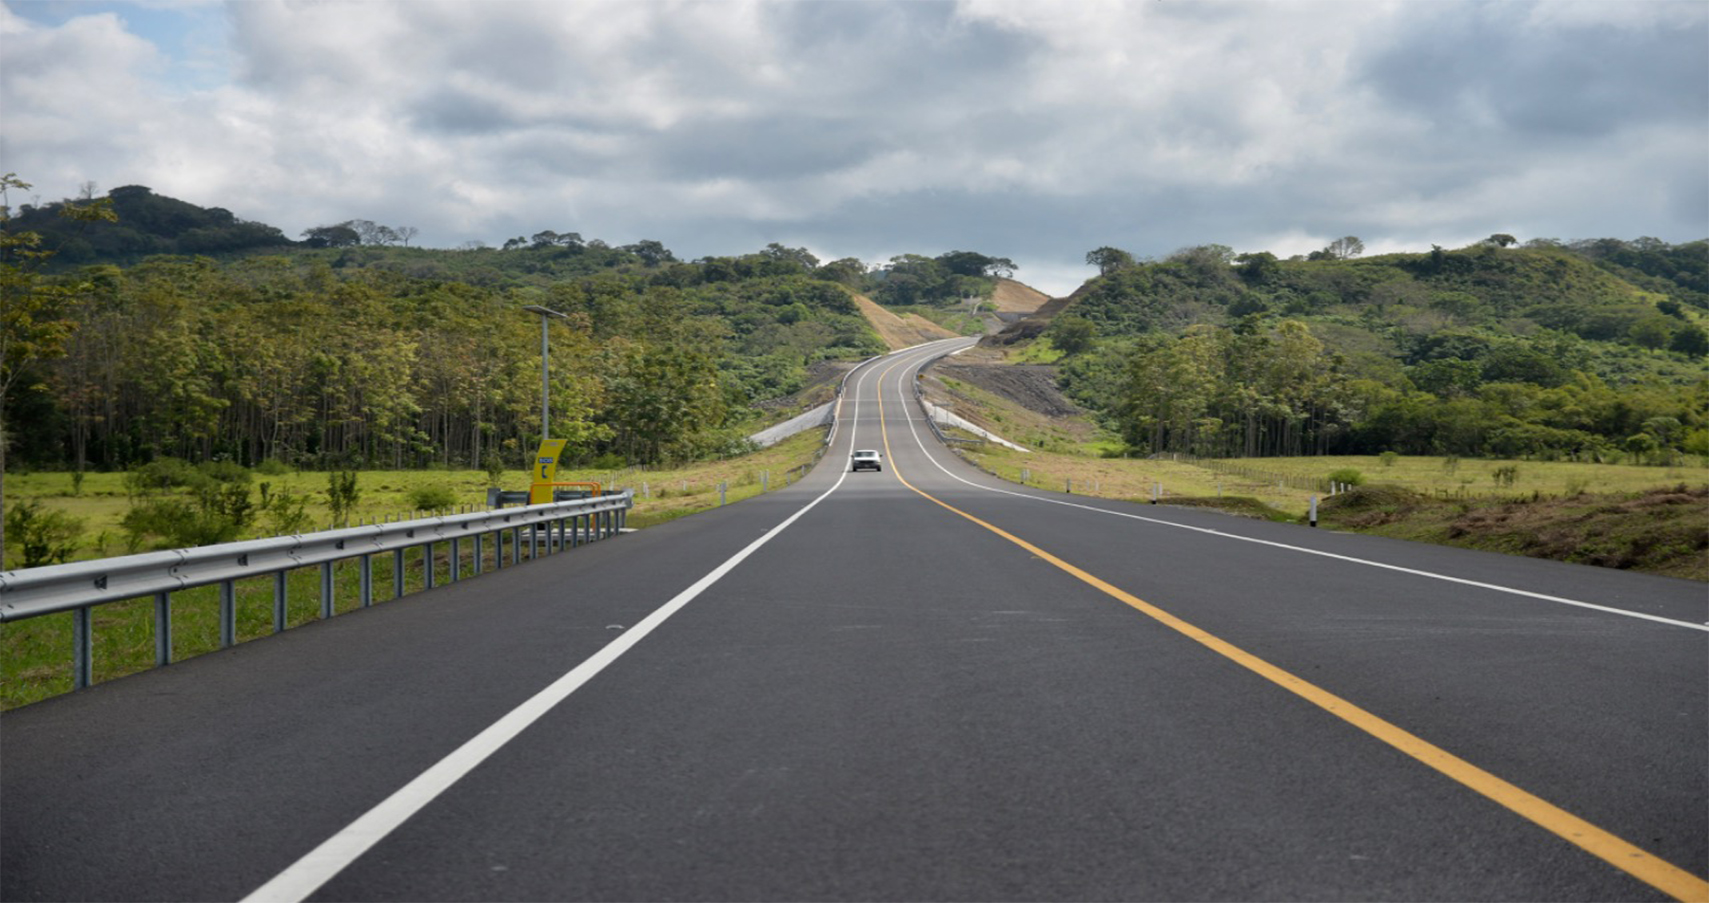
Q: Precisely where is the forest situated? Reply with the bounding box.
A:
[1049,238,1707,463]
[5,181,1705,478]
[2,184,905,475]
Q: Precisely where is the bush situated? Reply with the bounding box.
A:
[6,501,84,568]
[121,498,239,551]
[124,457,201,495]
[254,458,290,476]
[1378,451,1399,468]
[407,485,458,512]
[259,482,312,535]
[482,451,506,487]
[1327,467,1365,487]
[326,471,360,527]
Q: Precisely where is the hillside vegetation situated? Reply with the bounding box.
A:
[1023,238,1706,464]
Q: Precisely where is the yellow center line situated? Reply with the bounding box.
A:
[871,359,1709,903]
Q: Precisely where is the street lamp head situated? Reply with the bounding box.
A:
[522,305,568,319]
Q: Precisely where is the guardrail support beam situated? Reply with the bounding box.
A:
[154,591,173,666]
[320,562,334,619]
[220,580,237,648]
[273,571,287,633]
[74,606,92,689]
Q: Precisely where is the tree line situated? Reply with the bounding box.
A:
[3,199,886,476]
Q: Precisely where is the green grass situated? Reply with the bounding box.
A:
[1198,453,1706,500]
[1006,337,1065,364]
[1,430,828,710]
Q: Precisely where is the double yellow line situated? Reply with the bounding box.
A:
[871,358,1708,902]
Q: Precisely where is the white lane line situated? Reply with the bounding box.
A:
[888,355,1709,634]
[242,361,896,903]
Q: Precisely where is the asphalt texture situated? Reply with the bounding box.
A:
[3,338,1705,902]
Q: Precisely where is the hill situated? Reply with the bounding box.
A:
[988,240,1707,464]
[7,185,295,264]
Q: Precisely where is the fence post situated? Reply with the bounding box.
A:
[1309,495,1319,528]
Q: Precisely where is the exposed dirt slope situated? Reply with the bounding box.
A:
[985,282,1087,346]
[852,292,959,350]
[988,278,1052,314]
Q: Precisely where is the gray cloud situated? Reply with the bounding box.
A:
[2,0,1703,297]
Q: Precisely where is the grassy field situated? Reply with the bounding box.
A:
[0,430,828,710]
[957,443,1708,580]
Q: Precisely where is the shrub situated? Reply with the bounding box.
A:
[258,482,312,535]
[121,498,239,551]
[124,457,201,496]
[1378,451,1399,468]
[482,451,506,487]
[407,485,458,512]
[6,501,84,568]
[1327,467,1365,487]
[254,458,290,476]
[198,460,252,485]
[326,471,361,527]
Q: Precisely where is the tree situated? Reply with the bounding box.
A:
[936,250,1015,278]
[1485,233,1517,248]
[302,223,360,248]
[761,243,820,270]
[818,257,866,286]
[623,240,676,267]
[1325,236,1364,260]
[395,226,419,247]
[1047,315,1098,355]
[1086,246,1136,276]
[1235,251,1280,285]
[1670,324,1708,358]
[1,174,115,565]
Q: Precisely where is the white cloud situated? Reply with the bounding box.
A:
[1,0,1703,287]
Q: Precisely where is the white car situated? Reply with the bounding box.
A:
[850,449,882,472]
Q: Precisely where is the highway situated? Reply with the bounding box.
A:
[3,338,1705,902]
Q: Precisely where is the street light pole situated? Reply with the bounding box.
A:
[521,305,568,439]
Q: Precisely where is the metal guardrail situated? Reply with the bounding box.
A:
[0,491,633,692]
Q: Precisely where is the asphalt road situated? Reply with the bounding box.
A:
[4,338,1705,902]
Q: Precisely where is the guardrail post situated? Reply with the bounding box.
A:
[451,538,462,581]
[511,526,521,565]
[154,591,173,666]
[424,543,436,589]
[220,580,237,648]
[320,562,334,619]
[474,533,484,575]
[273,571,287,634]
[74,606,92,690]
[393,548,406,598]
[360,554,374,607]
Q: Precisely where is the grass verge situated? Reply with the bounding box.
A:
[1,430,829,711]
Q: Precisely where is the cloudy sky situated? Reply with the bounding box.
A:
[3,0,1705,296]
